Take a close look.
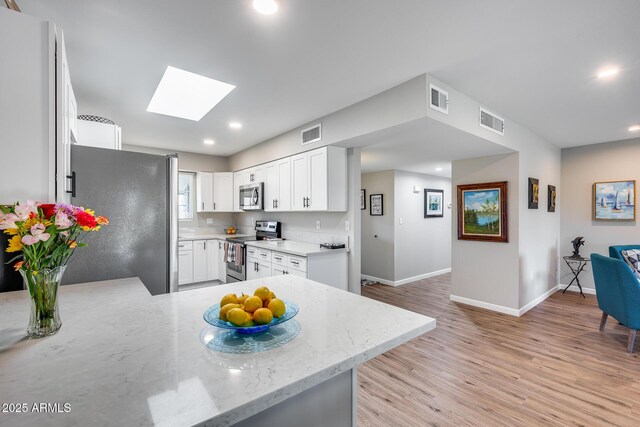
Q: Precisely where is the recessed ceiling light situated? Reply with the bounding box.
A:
[253,0,278,15]
[435,167,443,171]
[229,122,243,129]
[597,67,620,79]
[203,139,215,145]
[629,125,640,132]
[147,66,235,121]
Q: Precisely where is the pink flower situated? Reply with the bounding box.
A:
[55,211,73,229]
[22,223,51,245]
[14,201,40,220]
[0,212,18,230]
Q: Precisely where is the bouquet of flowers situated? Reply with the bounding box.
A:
[1,201,108,337]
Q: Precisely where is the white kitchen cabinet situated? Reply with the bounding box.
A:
[206,239,219,282]
[265,157,291,212]
[290,146,346,212]
[178,241,194,285]
[233,171,244,212]
[213,172,234,212]
[193,240,208,283]
[196,172,214,212]
[76,119,122,150]
[216,240,227,283]
[247,258,273,280]
[245,166,265,185]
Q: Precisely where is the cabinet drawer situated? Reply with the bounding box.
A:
[178,241,193,251]
[246,246,257,259]
[257,249,272,262]
[287,255,307,272]
[272,252,287,266]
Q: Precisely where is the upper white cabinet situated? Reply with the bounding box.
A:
[213,172,233,212]
[245,166,265,185]
[233,171,244,212]
[291,147,346,211]
[76,119,122,150]
[265,157,291,212]
[196,172,214,212]
[197,172,234,212]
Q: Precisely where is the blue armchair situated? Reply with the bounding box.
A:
[591,253,640,353]
[609,245,640,262]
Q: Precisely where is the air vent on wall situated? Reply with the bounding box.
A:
[479,107,504,135]
[429,84,448,114]
[301,123,322,145]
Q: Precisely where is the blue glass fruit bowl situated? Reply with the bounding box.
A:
[203,300,299,334]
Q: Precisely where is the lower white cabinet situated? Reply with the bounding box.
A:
[178,241,194,285]
[179,239,225,286]
[246,257,273,281]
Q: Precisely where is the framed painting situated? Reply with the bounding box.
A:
[424,189,444,218]
[360,189,366,210]
[457,181,508,243]
[528,177,539,209]
[593,180,635,221]
[548,185,556,212]
[370,194,383,216]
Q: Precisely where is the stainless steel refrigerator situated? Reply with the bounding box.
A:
[64,145,178,295]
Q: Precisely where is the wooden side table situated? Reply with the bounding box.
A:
[562,256,590,298]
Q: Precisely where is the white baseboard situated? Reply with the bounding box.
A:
[361,268,451,287]
[449,294,521,316]
[518,286,560,316]
[557,283,596,295]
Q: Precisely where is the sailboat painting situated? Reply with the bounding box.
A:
[593,180,636,220]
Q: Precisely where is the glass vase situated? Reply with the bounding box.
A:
[20,266,66,338]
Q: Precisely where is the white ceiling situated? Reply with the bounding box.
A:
[346,118,514,177]
[21,0,640,156]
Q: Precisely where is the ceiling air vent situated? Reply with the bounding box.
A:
[479,107,504,135]
[429,84,448,115]
[301,123,321,145]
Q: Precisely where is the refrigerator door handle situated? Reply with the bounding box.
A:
[66,172,76,197]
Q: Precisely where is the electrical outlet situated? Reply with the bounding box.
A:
[345,220,350,231]
[399,217,403,225]
[316,220,321,230]
[206,218,213,225]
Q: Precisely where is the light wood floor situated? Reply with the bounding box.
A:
[357,273,640,426]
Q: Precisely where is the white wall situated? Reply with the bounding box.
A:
[361,171,395,282]
[394,170,451,282]
[561,138,640,292]
[0,9,53,203]
[123,144,232,229]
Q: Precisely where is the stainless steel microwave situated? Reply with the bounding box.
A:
[239,182,264,211]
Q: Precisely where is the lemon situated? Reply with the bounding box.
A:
[268,299,286,318]
[241,319,255,327]
[244,295,263,313]
[254,286,271,302]
[227,308,249,326]
[238,293,249,305]
[253,308,274,325]
[269,291,276,300]
[219,303,242,321]
[220,293,239,307]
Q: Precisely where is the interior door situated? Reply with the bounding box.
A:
[290,152,308,211]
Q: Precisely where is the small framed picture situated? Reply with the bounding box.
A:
[370,194,383,216]
[548,185,556,212]
[593,180,636,221]
[360,189,366,210]
[528,177,539,209]
[424,189,444,218]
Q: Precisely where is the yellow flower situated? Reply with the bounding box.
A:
[6,235,23,253]
[69,240,77,249]
[14,261,23,271]
[3,228,18,236]
[85,208,95,216]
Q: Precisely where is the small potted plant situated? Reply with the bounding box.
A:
[1,201,108,338]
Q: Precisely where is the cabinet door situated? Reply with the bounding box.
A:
[273,266,286,276]
[276,157,291,211]
[196,172,214,212]
[233,171,244,212]
[288,268,307,278]
[257,261,272,279]
[217,240,227,282]
[290,152,308,211]
[246,259,260,281]
[213,172,233,212]
[307,147,328,211]
[206,240,219,281]
[264,161,279,212]
[193,240,207,282]
[178,250,194,285]
[250,166,265,184]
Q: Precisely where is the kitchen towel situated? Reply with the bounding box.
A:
[234,243,243,267]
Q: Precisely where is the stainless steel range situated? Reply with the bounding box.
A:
[225,221,282,283]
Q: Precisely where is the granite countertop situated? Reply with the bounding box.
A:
[244,240,350,257]
[0,276,435,427]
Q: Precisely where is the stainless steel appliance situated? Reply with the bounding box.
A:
[239,182,264,211]
[64,145,179,295]
[226,221,281,282]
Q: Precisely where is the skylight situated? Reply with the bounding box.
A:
[147,66,235,121]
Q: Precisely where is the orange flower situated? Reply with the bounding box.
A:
[13,260,23,271]
[96,216,109,226]
[69,240,78,249]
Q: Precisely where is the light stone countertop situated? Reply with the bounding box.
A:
[178,232,251,241]
[0,276,436,427]
[244,240,350,257]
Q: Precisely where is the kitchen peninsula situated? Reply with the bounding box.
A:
[0,275,435,427]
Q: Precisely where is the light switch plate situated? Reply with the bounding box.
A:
[399,217,403,225]
[206,218,213,225]
[345,220,350,231]
[316,220,321,230]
